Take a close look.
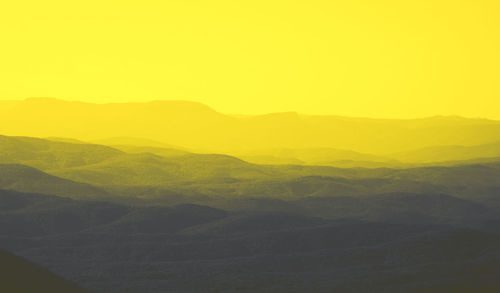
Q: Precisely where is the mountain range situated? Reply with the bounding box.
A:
[1,99,500,292]
[2,98,500,154]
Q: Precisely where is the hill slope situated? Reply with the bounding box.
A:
[0,164,108,198]
[394,141,500,163]
[0,248,86,293]
[0,134,122,170]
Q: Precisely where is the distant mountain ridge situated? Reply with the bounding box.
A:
[2,98,500,154]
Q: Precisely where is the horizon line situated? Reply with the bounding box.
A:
[0,96,498,122]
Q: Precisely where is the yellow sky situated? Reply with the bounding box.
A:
[0,0,499,118]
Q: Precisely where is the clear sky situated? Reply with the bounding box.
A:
[1,0,499,118]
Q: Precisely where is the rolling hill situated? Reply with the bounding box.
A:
[1,134,499,203]
[232,147,396,167]
[0,164,109,199]
[0,134,122,171]
[2,189,500,293]
[0,248,86,293]
[393,140,500,163]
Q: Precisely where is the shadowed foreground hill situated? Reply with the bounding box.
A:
[226,192,495,225]
[1,189,496,236]
[2,189,500,293]
[0,248,86,293]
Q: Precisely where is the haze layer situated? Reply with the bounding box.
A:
[1,98,500,156]
[1,0,500,118]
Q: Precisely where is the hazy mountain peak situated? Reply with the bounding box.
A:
[23,97,89,105]
[146,99,218,111]
[2,98,500,154]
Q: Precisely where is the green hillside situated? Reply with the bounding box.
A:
[1,134,500,202]
[50,152,269,186]
[232,147,396,167]
[110,145,190,158]
[0,135,122,170]
[0,164,109,199]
